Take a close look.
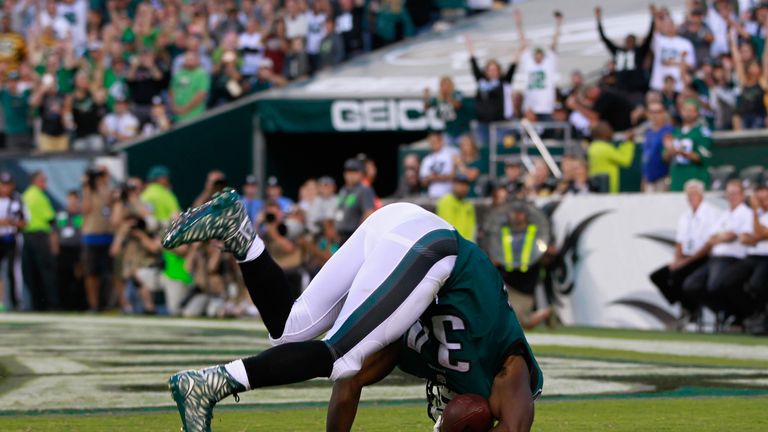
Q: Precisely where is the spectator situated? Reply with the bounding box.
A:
[30,74,69,152]
[66,71,106,152]
[465,27,523,146]
[160,244,194,316]
[0,70,33,151]
[683,180,754,323]
[263,20,288,74]
[742,185,768,331]
[21,170,58,310]
[306,0,331,73]
[595,5,655,104]
[307,176,337,233]
[395,153,422,198]
[335,0,365,60]
[423,76,471,147]
[0,173,24,311]
[298,178,319,213]
[264,176,295,214]
[642,102,674,192]
[100,96,139,146]
[283,37,310,81]
[660,75,680,120]
[247,58,287,93]
[335,158,375,244]
[587,121,635,194]
[664,99,712,192]
[650,10,696,93]
[140,165,180,224]
[81,166,114,312]
[436,173,477,242]
[730,29,768,129]
[502,157,525,198]
[170,51,210,122]
[650,179,719,324]
[453,135,482,198]
[0,14,25,71]
[373,0,415,49]
[678,6,714,68]
[56,190,85,311]
[284,0,309,40]
[561,159,599,195]
[192,170,228,208]
[126,48,164,124]
[519,9,563,121]
[318,18,344,70]
[141,96,171,136]
[238,18,265,79]
[567,84,635,132]
[240,175,263,225]
[706,0,736,59]
[302,218,339,276]
[420,131,458,199]
[261,200,303,297]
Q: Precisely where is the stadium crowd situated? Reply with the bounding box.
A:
[0,0,521,153]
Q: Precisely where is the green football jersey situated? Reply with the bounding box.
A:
[397,232,543,399]
[669,123,712,192]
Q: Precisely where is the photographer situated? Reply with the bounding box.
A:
[81,166,115,312]
[192,170,228,208]
[261,200,303,299]
[0,173,25,311]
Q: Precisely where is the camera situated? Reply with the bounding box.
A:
[265,212,277,224]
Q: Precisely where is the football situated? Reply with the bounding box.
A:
[440,394,493,432]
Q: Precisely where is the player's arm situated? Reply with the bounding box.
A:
[487,355,535,432]
[326,343,401,432]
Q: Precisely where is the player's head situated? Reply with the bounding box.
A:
[684,179,705,210]
[343,158,364,186]
[725,179,745,209]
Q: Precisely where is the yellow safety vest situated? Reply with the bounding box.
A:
[501,224,538,273]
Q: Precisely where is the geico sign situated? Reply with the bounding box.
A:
[331,99,445,131]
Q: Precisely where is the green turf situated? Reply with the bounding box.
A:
[537,325,768,347]
[1,397,766,431]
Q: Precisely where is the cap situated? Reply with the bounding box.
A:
[245,174,258,185]
[147,165,170,181]
[0,172,13,183]
[505,157,523,167]
[344,158,364,172]
[151,95,163,106]
[453,173,470,183]
[318,176,336,185]
[266,176,280,187]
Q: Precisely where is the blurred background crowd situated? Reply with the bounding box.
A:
[0,0,766,334]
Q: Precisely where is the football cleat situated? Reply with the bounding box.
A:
[162,189,255,260]
[168,365,246,432]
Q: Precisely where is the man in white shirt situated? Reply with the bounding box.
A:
[238,19,264,78]
[650,13,696,92]
[419,132,458,199]
[100,98,139,146]
[519,11,562,120]
[742,185,768,330]
[650,180,719,317]
[284,0,309,39]
[683,180,754,320]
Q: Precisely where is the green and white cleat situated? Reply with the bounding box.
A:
[168,366,246,432]
[162,189,255,260]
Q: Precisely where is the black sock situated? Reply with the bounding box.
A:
[238,252,296,339]
[242,340,335,388]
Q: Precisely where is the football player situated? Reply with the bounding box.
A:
[162,190,542,431]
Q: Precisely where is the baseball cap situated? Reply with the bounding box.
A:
[245,174,258,185]
[0,172,13,183]
[344,158,364,172]
[266,176,280,187]
[147,165,170,181]
[318,176,336,185]
[505,157,523,168]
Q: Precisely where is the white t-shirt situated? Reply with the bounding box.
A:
[711,203,754,258]
[676,201,721,256]
[306,12,327,54]
[419,147,459,199]
[238,32,264,76]
[747,210,768,256]
[706,9,735,59]
[521,48,558,115]
[650,34,696,92]
[285,13,309,39]
[103,112,139,141]
[467,0,493,10]
[0,196,24,237]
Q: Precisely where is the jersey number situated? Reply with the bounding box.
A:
[407,315,470,373]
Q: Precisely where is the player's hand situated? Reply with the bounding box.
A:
[513,8,523,26]
[594,7,602,19]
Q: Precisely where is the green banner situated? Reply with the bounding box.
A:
[258,98,452,133]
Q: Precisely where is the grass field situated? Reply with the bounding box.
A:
[2,314,768,431]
